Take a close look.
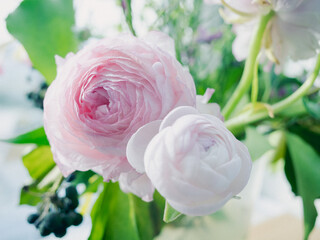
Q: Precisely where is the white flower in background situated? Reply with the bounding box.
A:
[126,106,251,215]
[208,0,320,64]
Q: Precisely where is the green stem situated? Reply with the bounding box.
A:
[222,11,274,119]
[122,0,136,36]
[49,174,63,193]
[226,54,320,133]
[251,53,261,104]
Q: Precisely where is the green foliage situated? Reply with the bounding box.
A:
[163,202,182,223]
[149,0,203,63]
[19,146,56,206]
[2,127,49,146]
[285,132,320,240]
[89,182,157,240]
[303,95,320,119]
[149,191,165,235]
[203,28,243,106]
[243,127,272,161]
[287,123,320,155]
[6,0,78,84]
[23,146,56,180]
[129,194,155,240]
[70,171,103,194]
[20,184,50,206]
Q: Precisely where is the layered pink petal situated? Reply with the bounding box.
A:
[44,33,196,182]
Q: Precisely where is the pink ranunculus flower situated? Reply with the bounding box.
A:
[127,106,252,215]
[43,32,196,198]
[209,0,320,64]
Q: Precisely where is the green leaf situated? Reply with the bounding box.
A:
[243,127,272,160]
[6,0,78,83]
[20,184,50,206]
[129,194,154,240]
[163,202,182,223]
[1,127,49,146]
[287,124,320,156]
[286,132,320,240]
[280,98,307,117]
[23,146,56,180]
[303,95,320,119]
[89,182,155,240]
[150,191,165,235]
[284,146,298,196]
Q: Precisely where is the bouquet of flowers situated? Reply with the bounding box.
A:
[3,0,320,239]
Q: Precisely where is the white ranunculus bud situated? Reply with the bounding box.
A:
[127,106,252,215]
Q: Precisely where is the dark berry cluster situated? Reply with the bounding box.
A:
[27,82,48,109]
[27,186,83,238]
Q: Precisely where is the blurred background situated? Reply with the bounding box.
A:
[0,0,319,239]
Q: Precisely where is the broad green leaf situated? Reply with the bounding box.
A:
[2,127,49,146]
[23,146,56,180]
[243,127,272,160]
[6,0,78,83]
[286,133,320,240]
[287,124,320,156]
[150,191,165,235]
[89,182,155,240]
[280,98,307,117]
[163,202,182,223]
[20,184,50,206]
[303,95,320,119]
[284,145,297,195]
[129,194,154,240]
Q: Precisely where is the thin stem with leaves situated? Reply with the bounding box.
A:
[226,54,320,133]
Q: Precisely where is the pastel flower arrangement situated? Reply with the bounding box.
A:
[44,31,252,215]
[4,0,320,239]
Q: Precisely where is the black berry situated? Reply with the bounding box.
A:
[27,213,40,224]
[54,227,67,238]
[39,223,51,237]
[43,212,63,231]
[65,186,78,200]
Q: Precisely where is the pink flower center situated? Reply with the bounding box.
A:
[81,86,111,120]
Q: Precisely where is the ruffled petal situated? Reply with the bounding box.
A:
[126,120,161,173]
[159,106,199,131]
[119,170,155,202]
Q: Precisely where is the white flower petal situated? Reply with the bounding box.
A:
[119,170,155,202]
[159,106,199,131]
[272,0,304,12]
[144,112,252,216]
[167,192,233,216]
[272,16,320,61]
[277,0,320,33]
[126,120,161,173]
[232,22,256,61]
